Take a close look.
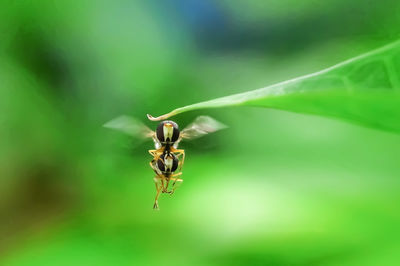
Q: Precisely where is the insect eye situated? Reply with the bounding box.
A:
[157,157,165,172]
[171,155,178,172]
[156,120,180,143]
[157,153,179,173]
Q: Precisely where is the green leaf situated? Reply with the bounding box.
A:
[148,40,400,134]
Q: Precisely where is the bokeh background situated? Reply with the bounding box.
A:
[1,1,400,265]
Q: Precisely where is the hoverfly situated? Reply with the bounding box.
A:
[104,115,226,209]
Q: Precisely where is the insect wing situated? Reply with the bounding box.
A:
[180,116,227,140]
[103,115,154,139]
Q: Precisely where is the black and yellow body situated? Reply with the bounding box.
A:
[104,115,225,210]
[149,121,185,210]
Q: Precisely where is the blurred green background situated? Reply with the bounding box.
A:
[1,1,400,265]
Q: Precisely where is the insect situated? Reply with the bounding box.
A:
[104,115,226,209]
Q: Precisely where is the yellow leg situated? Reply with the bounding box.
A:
[171,172,182,178]
[153,177,163,210]
[150,160,162,175]
[170,148,185,172]
[172,167,184,187]
[179,151,185,171]
[170,147,185,157]
[149,149,163,160]
[154,177,161,190]
[164,172,182,194]
[169,177,183,182]
[170,177,183,195]
[161,172,183,193]
[163,178,170,193]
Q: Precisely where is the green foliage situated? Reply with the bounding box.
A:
[149,40,400,133]
[2,1,400,266]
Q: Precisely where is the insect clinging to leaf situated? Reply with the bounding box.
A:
[104,115,226,209]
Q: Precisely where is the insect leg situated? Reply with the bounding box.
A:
[149,149,163,160]
[170,148,185,172]
[154,176,161,190]
[169,177,183,182]
[169,173,183,195]
[149,160,161,175]
[151,160,168,198]
[171,172,182,178]
[170,173,183,185]
[169,172,183,192]
[160,173,182,194]
[153,187,162,210]
[179,151,185,171]
[170,147,184,155]
[153,176,163,210]
[171,172,182,185]
[163,178,171,193]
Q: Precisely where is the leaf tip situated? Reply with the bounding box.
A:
[147,113,166,121]
[147,111,176,121]
[146,114,157,121]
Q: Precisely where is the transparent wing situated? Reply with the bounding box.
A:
[103,115,154,139]
[180,116,227,140]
